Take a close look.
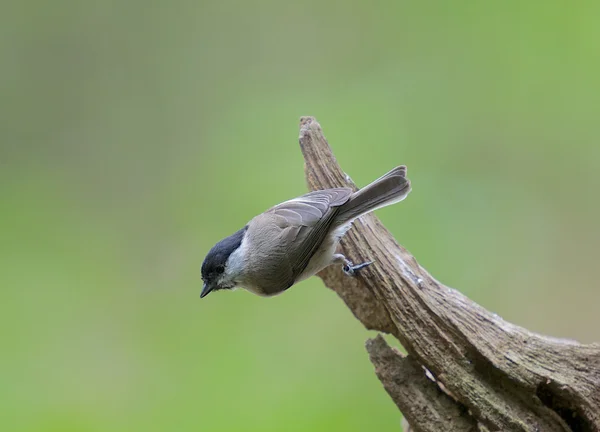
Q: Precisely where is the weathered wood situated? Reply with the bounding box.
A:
[298,116,600,432]
[367,335,477,431]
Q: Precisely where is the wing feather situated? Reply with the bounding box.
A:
[270,188,352,226]
[267,187,352,282]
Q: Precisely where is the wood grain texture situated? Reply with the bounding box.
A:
[298,116,600,432]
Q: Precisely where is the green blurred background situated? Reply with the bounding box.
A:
[2,1,599,431]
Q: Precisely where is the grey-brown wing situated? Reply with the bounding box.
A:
[243,215,302,295]
[268,188,352,281]
[270,188,351,226]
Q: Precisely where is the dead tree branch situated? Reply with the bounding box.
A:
[298,116,600,432]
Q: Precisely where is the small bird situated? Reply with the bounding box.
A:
[200,166,411,298]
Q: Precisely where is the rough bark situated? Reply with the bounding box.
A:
[298,116,600,432]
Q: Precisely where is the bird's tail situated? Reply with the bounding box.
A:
[335,166,411,225]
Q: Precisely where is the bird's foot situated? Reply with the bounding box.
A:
[342,260,373,276]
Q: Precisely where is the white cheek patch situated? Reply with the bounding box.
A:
[223,236,249,283]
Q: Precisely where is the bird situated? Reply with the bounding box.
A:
[200,166,411,298]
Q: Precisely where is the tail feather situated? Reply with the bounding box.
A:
[335,166,411,225]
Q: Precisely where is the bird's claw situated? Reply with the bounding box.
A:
[343,261,373,276]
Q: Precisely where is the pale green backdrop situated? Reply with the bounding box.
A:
[2,1,599,431]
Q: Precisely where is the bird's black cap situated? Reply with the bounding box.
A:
[201,226,247,297]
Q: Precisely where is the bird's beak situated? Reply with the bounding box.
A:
[200,282,215,298]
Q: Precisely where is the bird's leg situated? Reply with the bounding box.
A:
[332,254,374,277]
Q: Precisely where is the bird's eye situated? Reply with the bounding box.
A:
[215,265,225,274]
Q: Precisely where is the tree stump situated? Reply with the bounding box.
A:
[298,116,600,432]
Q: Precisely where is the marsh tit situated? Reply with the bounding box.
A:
[200,166,411,298]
